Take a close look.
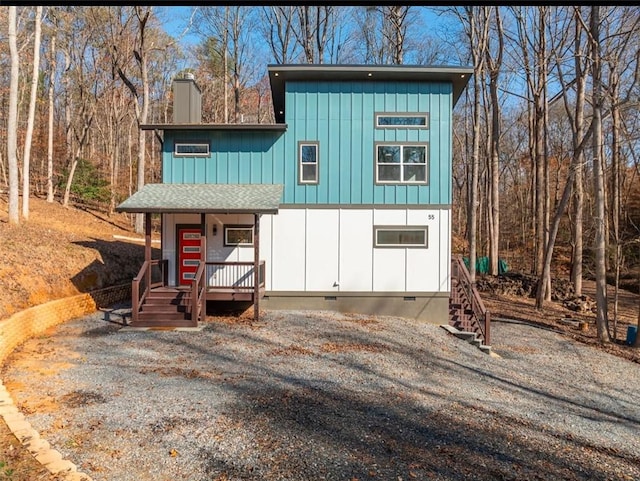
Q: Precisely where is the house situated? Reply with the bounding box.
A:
[116,64,472,328]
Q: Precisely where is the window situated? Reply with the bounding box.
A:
[376,143,428,184]
[224,225,253,246]
[174,142,210,156]
[375,113,428,128]
[374,226,428,248]
[298,141,319,184]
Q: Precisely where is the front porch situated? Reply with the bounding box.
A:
[131,258,266,327]
[116,183,283,328]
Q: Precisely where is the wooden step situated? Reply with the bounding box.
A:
[138,311,189,321]
[140,305,188,314]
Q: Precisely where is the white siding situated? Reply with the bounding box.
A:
[306,209,339,291]
[271,209,306,290]
[339,209,373,291]
[372,209,407,292]
[163,207,451,294]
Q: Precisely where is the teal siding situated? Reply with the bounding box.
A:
[162,80,454,205]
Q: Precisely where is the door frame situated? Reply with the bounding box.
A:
[175,223,203,286]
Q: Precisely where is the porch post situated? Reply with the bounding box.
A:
[254,213,260,321]
[144,213,152,262]
[200,213,206,263]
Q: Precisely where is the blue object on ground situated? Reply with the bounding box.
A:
[627,325,637,345]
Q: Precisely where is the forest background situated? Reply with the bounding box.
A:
[1,6,640,344]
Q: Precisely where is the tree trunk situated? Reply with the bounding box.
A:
[7,6,20,225]
[22,6,43,220]
[47,31,56,203]
[590,6,611,343]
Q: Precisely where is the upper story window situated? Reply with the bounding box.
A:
[375,113,429,129]
[376,143,428,184]
[299,141,319,184]
[174,142,210,156]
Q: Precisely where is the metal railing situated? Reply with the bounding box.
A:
[451,255,491,345]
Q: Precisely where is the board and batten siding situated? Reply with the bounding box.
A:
[162,80,453,207]
[162,208,450,294]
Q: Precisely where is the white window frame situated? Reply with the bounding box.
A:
[174,142,210,156]
[375,112,429,129]
[298,141,319,184]
[373,226,428,248]
[375,143,428,184]
[224,225,254,247]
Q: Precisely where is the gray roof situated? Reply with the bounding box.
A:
[268,64,474,123]
[116,184,283,214]
[140,123,287,131]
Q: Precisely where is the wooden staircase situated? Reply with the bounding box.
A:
[134,287,198,328]
[449,256,491,349]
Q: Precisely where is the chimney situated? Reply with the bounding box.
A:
[172,73,202,124]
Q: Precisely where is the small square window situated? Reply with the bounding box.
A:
[299,141,319,184]
[224,225,254,246]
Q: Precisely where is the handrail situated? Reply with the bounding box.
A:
[191,261,207,323]
[452,255,491,345]
[131,259,168,324]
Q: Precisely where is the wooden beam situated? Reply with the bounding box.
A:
[145,213,152,262]
[253,215,260,320]
[200,213,206,263]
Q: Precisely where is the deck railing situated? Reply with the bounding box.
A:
[451,255,491,345]
[191,261,207,323]
[131,259,168,323]
[205,261,266,289]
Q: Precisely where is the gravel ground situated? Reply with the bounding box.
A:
[3,308,640,481]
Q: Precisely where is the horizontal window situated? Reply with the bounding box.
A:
[299,141,319,184]
[374,226,428,248]
[182,246,200,253]
[376,143,428,184]
[224,225,253,246]
[182,259,200,266]
[175,143,210,156]
[376,113,428,128]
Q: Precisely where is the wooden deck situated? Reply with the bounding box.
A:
[130,260,266,328]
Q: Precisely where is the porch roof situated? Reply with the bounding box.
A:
[116,183,283,214]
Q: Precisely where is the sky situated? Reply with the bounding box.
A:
[155,5,462,71]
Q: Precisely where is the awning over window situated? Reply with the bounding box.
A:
[116,184,283,214]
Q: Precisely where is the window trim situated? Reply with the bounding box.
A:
[373,225,429,248]
[375,142,429,185]
[375,112,429,129]
[174,142,210,157]
[224,224,254,247]
[298,141,319,184]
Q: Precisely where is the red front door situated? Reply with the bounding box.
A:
[178,227,202,285]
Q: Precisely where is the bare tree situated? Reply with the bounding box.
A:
[485,7,504,275]
[453,6,491,282]
[7,6,20,225]
[260,6,297,64]
[21,6,43,220]
[353,6,411,65]
[589,6,611,343]
[46,14,57,203]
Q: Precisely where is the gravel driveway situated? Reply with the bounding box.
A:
[3,308,640,481]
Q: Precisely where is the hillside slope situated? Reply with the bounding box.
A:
[0,195,151,319]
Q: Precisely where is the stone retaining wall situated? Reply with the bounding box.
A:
[0,283,130,480]
[0,283,130,366]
